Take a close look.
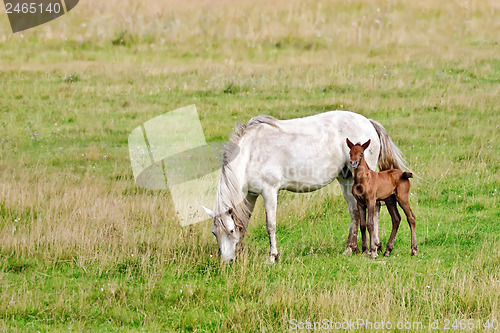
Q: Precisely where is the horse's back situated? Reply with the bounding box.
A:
[276,110,374,135]
[275,111,380,167]
[238,111,382,193]
[242,110,380,163]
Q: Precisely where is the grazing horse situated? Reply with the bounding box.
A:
[347,138,417,258]
[203,111,409,263]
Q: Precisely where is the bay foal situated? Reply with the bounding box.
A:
[346,138,417,258]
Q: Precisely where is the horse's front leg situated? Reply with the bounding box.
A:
[235,193,258,253]
[262,187,279,263]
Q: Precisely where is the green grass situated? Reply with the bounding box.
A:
[0,0,499,331]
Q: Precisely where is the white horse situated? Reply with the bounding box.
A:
[203,111,408,263]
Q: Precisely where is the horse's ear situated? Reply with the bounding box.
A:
[346,138,354,149]
[202,206,215,218]
[361,139,371,150]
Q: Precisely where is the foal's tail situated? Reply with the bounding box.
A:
[369,119,412,172]
[402,172,413,179]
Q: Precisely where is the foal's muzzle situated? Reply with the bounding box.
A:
[350,161,359,169]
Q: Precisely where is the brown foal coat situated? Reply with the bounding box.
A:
[346,138,417,257]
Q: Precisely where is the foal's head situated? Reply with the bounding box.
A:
[346,138,371,169]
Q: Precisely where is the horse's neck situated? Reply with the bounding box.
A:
[229,146,248,190]
[217,146,248,209]
[353,158,373,183]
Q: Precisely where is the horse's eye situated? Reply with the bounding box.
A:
[230,229,234,234]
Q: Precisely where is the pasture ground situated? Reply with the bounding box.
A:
[0,0,498,331]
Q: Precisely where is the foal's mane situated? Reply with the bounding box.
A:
[215,115,280,234]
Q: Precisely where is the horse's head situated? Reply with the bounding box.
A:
[202,206,242,262]
[346,138,370,169]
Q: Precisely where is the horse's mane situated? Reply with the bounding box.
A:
[222,115,279,165]
[215,115,280,234]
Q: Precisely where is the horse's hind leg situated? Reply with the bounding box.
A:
[384,195,401,257]
[396,189,417,256]
[262,186,280,263]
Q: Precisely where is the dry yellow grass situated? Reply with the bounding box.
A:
[0,0,498,331]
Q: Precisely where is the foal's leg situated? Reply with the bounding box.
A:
[262,186,280,263]
[374,201,382,252]
[358,202,368,254]
[366,200,380,259]
[383,195,402,257]
[338,177,360,255]
[397,190,418,256]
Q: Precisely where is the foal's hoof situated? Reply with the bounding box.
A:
[384,251,391,257]
[411,249,418,256]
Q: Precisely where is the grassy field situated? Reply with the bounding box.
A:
[0,0,499,331]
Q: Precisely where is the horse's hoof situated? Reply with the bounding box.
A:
[369,251,378,259]
[411,250,417,256]
[384,251,391,257]
[343,246,359,255]
[342,248,353,256]
[266,253,279,264]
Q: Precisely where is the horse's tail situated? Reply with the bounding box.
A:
[369,119,411,172]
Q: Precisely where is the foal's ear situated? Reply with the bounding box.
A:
[346,138,354,149]
[361,139,371,150]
